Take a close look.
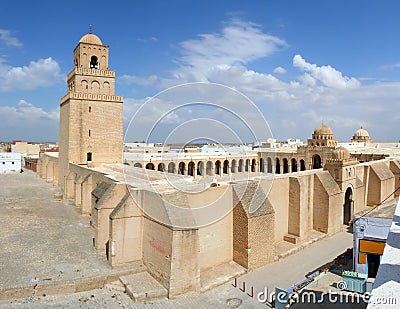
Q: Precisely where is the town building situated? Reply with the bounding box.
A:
[0,152,22,173]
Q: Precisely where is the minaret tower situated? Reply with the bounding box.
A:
[58,31,123,189]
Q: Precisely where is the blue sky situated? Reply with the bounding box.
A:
[1,0,400,143]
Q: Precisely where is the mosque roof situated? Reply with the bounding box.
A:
[79,33,103,45]
[313,124,333,135]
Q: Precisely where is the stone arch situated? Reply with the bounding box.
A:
[245,159,250,172]
[283,158,289,174]
[168,162,175,173]
[197,161,204,176]
[206,161,213,175]
[223,160,229,174]
[231,159,237,173]
[146,163,155,170]
[267,157,273,173]
[238,159,244,172]
[90,55,99,68]
[178,162,185,175]
[276,158,281,174]
[91,80,100,92]
[259,158,265,173]
[215,160,221,175]
[157,163,165,172]
[133,162,142,168]
[300,159,306,171]
[81,80,88,92]
[251,159,257,172]
[291,158,297,172]
[343,187,353,225]
[312,154,322,169]
[103,82,110,95]
[188,161,195,176]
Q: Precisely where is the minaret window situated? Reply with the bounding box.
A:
[90,56,99,69]
[87,152,92,162]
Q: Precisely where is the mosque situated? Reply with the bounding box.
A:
[38,31,400,297]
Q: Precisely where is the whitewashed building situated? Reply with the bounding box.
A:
[0,152,22,173]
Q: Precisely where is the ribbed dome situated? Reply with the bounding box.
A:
[79,33,102,45]
[332,147,350,160]
[354,127,370,138]
[314,124,333,135]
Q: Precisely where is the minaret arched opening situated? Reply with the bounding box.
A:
[90,56,99,69]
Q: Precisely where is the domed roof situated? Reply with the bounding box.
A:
[332,146,350,160]
[354,127,370,138]
[79,33,102,45]
[314,124,333,135]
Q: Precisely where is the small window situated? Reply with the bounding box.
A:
[89,129,91,137]
[12,162,14,164]
[2,162,5,164]
[87,152,92,162]
[89,106,91,112]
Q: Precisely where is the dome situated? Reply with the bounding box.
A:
[354,127,370,138]
[332,146,350,160]
[314,124,333,135]
[79,33,102,45]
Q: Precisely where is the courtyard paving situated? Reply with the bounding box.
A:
[0,170,139,297]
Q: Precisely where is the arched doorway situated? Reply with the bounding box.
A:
[145,163,155,170]
[251,159,256,172]
[168,162,175,173]
[343,187,353,225]
[312,154,322,169]
[245,159,250,172]
[197,161,204,176]
[223,160,229,174]
[188,161,195,176]
[238,159,243,172]
[283,158,289,174]
[206,161,213,175]
[300,159,306,171]
[276,158,280,174]
[157,163,165,172]
[215,160,221,175]
[231,159,237,173]
[291,158,297,172]
[133,163,142,168]
[178,162,185,175]
[260,158,264,173]
[267,157,272,173]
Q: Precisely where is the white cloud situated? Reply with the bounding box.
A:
[0,100,59,141]
[273,66,287,74]
[0,29,22,47]
[178,19,286,71]
[293,54,360,89]
[0,57,63,92]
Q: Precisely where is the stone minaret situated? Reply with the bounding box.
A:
[58,32,123,189]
